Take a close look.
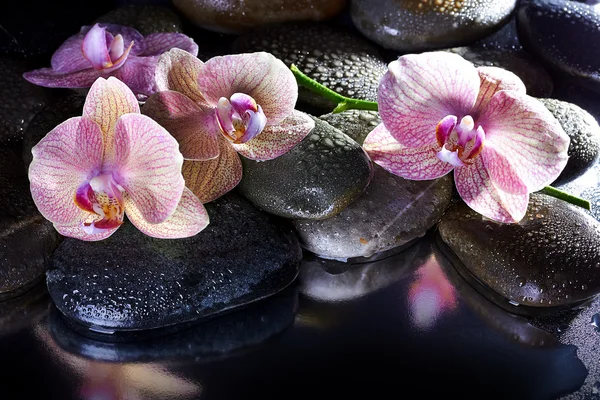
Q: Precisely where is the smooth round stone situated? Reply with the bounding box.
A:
[351,0,517,51]
[22,94,84,168]
[438,193,600,309]
[517,0,600,93]
[448,47,553,97]
[46,192,302,332]
[238,117,373,220]
[0,57,48,146]
[472,16,521,51]
[172,0,348,34]
[319,110,381,145]
[233,23,387,111]
[95,5,183,34]
[552,79,600,124]
[0,147,61,300]
[0,282,49,337]
[293,165,453,260]
[539,98,600,185]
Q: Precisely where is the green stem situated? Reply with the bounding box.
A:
[290,64,379,113]
[540,186,591,211]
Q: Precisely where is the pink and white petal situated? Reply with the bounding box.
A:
[111,113,185,224]
[198,52,297,124]
[379,52,480,148]
[155,48,207,105]
[54,211,118,241]
[112,55,159,99]
[363,123,454,180]
[139,33,199,57]
[454,157,530,223]
[479,90,570,192]
[232,109,314,160]
[143,90,220,160]
[125,188,209,239]
[29,117,104,225]
[23,68,103,89]
[472,66,526,116]
[83,76,140,164]
[183,139,242,203]
[50,32,92,73]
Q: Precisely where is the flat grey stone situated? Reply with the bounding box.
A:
[319,109,381,145]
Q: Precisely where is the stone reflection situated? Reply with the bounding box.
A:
[407,256,458,332]
[43,286,297,364]
[0,281,50,337]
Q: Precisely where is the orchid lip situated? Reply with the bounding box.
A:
[74,172,125,234]
[216,93,267,144]
[82,24,133,72]
[435,114,485,167]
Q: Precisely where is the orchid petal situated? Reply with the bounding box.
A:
[91,23,145,55]
[232,110,313,160]
[102,41,134,73]
[472,66,526,115]
[140,33,199,57]
[198,52,298,125]
[183,139,242,203]
[363,123,454,180]
[125,188,209,239]
[236,105,267,144]
[23,67,103,88]
[82,24,112,70]
[454,157,529,223]
[378,52,480,148]
[54,210,118,241]
[83,77,140,164]
[50,32,92,73]
[155,48,207,105]
[143,90,220,161]
[479,90,570,193]
[111,113,185,224]
[108,34,125,61]
[112,55,159,99]
[29,117,104,225]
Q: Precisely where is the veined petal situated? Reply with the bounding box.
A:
[125,188,209,239]
[140,33,199,57]
[112,113,185,224]
[155,48,207,105]
[479,90,570,192]
[83,76,140,164]
[54,210,119,241]
[82,24,112,70]
[454,157,530,223]
[143,90,220,160]
[50,31,92,73]
[232,110,314,160]
[363,123,454,180]
[29,117,104,225]
[183,139,242,203]
[23,68,103,89]
[198,52,298,125]
[379,52,480,148]
[113,55,159,99]
[472,66,526,116]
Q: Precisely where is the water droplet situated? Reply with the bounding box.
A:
[591,313,600,332]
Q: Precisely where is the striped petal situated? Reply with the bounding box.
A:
[140,33,199,57]
[379,52,480,148]
[54,210,118,241]
[198,52,297,125]
[23,67,103,88]
[125,188,209,239]
[363,123,454,180]
[29,117,103,225]
[454,157,530,223]
[472,66,526,116]
[50,31,92,73]
[183,139,242,203]
[112,55,159,99]
[479,90,570,193]
[112,114,184,224]
[143,90,220,161]
[155,48,207,105]
[83,77,140,165]
[232,110,314,161]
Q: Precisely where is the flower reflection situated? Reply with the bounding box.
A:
[34,322,202,400]
[407,255,458,332]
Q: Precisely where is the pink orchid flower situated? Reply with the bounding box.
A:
[364,52,570,223]
[28,77,209,241]
[142,49,315,203]
[23,23,199,99]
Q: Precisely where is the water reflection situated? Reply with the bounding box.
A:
[0,280,50,337]
[42,286,298,364]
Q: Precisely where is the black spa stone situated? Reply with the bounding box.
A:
[232,22,387,111]
[517,0,600,94]
[95,4,184,34]
[46,192,303,332]
[319,109,381,145]
[438,193,600,310]
[0,146,61,300]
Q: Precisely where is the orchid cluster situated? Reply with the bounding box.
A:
[26,21,577,242]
